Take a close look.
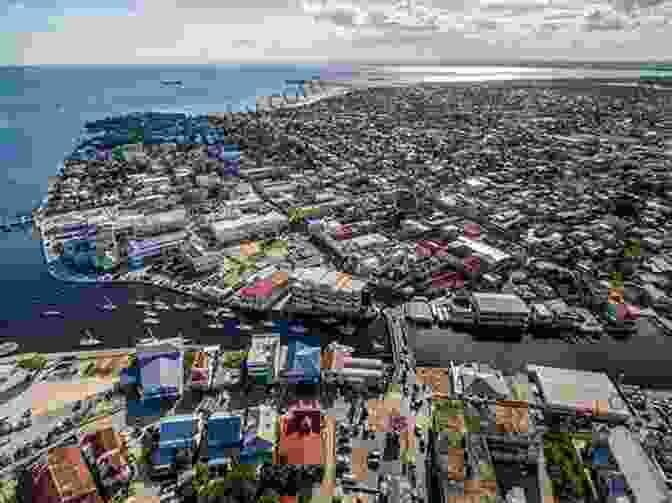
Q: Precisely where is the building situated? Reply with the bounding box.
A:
[127,230,187,260]
[246,334,281,386]
[187,251,222,274]
[210,211,288,244]
[190,350,212,391]
[527,365,631,423]
[276,407,322,465]
[471,293,530,329]
[79,427,131,494]
[237,272,289,311]
[137,343,184,401]
[454,236,514,272]
[135,207,187,236]
[456,362,510,399]
[289,267,366,313]
[206,414,242,467]
[404,299,434,325]
[608,426,671,503]
[322,352,384,387]
[155,414,204,474]
[23,446,103,503]
[283,336,321,385]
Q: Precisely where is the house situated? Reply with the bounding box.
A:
[276,408,322,465]
[79,427,131,494]
[137,344,184,401]
[206,414,242,467]
[457,363,510,399]
[190,351,212,391]
[283,337,321,385]
[22,446,103,503]
[154,415,204,474]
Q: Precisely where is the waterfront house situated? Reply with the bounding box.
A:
[22,446,103,503]
[154,414,204,475]
[137,343,183,401]
[80,427,131,495]
[205,413,242,467]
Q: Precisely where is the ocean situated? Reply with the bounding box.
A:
[1,63,668,385]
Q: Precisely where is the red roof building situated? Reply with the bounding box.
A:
[31,447,103,503]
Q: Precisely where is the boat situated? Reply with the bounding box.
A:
[204,310,219,318]
[262,320,275,329]
[143,318,160,325]
[97,296,117,311]
[236,324,254,332]
[41,310,63,317]
[173,303,189,311]
[184,302,200,309]
[138,336,160,345]
[79,329,102,347]
[289,324,307,334]
[153,302,171,311]
[161,80,183,86]
[144,310,160,317]
[208,323,225,329]
[133,299,150,307]
[219,310,236,319]
[0,342,19,357]
[321,317,339,326]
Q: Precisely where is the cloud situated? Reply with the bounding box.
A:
[583,8,629,30]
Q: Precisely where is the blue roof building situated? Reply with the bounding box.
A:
[137,345,183,401]
[155,414,203,473]
[206,413,242,467]
[286,337,320,384]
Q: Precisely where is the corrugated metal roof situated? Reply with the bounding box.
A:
[472,293,530,315]
[609,426,671,503]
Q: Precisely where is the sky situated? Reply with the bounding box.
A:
[1,0,672,65]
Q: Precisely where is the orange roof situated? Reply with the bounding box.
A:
[416,367,452,396]
[271,271,289,288]
[47,447,99,502]
[495,401,530,434]
[192,351,209,369]
[278,415,322,465]
[351,447,369,481]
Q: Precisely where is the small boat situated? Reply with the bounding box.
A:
[137,336,160,345]
[143,318,160,325]
[0,342,19,357]
[173,303,189,311]
[208,323,225,329]
[236,324,254,332]
[97,296,117,312]
[41,310,63,317]
[79,329,102,347]
[219,310,236,319]
[144,310,160,317]
[184,302,200,309]
[262,320,275,329]
[133,299,150,307]
[322,317,339,325]
[161,80,183,86]
[204,310,219,318]
[289,324,307,334]
[153,302,171,311]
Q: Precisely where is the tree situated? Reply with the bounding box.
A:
[16,353,47,371]
[193,462,210,496]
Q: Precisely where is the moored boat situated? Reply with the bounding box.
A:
[0,342,19,357]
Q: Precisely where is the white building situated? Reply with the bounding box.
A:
[289,267,365,313]
[471,293,530,329]
[210,211,288,244]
